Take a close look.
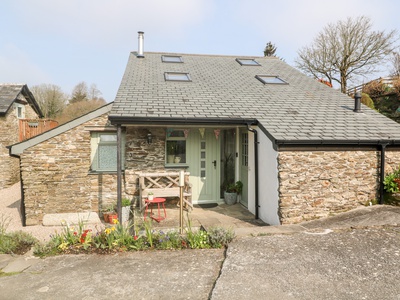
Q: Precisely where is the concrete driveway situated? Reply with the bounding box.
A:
[0,205,399,300]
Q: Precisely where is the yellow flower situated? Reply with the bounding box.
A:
[105,228,111,235]
[111,226,116,231]
[112,219,119,225]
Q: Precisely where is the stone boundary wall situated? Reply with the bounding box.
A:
[278,150,380,224]
[0,103,37,189]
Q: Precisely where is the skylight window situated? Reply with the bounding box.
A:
[162,55,183,63]
[256,75,288,85]
[236,58,260,66]
[164,72,191,82]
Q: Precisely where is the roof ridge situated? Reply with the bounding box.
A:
[131,51,278,59]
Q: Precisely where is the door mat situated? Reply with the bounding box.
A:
[194,203,218,209]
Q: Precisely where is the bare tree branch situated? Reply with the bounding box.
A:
[295,16,398,93]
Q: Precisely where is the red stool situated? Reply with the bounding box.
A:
[144,197,167,222]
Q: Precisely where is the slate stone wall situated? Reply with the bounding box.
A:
[20,114,118,225]
[0,103,37,189]
[278,149,400,224]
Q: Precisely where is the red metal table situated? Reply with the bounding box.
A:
[144,197,167,222]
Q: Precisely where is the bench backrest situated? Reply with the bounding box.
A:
[138,172,190,190]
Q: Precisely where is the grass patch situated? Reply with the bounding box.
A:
[0,214,38,255]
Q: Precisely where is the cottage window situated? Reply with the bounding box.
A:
[90,132,125,172]
[166,129,186,164]
[15,104,25,118]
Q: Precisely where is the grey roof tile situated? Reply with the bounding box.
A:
[110,52,400,142]
[0,84,43,117]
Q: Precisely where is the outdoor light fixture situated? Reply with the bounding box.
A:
[147,133,153,144]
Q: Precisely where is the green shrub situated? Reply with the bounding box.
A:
[384,167,400,193]
[0,214,37,255]
[207,227,235,248]
[0,231,37,255]
[361,93,375,109]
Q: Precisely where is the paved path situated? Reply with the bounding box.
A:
[0,205,399,299]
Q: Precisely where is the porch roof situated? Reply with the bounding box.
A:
[109,52,400,146]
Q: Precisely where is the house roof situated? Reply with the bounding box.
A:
[8,102,113,156]
[0,84,43,117]
[109,52,400,146]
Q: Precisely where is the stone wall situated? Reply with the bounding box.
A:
[0,102,37,189]
[278,150,381,224]
[124,127,181,198]
[20,113,119,225]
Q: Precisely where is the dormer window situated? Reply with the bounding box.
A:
[165,72,191,82]
[162,55,183,63]
[236,58,260,66]
[256,75,288,85]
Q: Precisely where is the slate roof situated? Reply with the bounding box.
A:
[0,84,43,117]
[110,52,400,145]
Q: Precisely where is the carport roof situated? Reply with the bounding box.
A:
[109,52,400,145]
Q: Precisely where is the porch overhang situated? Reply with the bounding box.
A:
[109,116,258,126]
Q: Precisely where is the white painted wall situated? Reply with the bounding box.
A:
[248,127,280,225]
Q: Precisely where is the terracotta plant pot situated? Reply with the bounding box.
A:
[108,213,118,224]
[103,212,111,222]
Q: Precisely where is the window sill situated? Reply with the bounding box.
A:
[88,170,125,175]
[165,164,189,169]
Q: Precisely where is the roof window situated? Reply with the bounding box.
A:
[164,72,191,82]
[162,55,183,63]
[236,58,260,66]
[256,75,288,85]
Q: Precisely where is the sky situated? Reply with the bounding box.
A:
[1,0,399,102]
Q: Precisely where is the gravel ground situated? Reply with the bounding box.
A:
[0,182,102,242]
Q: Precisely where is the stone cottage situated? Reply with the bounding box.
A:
[8,33,400,226]
[0,84,44,189]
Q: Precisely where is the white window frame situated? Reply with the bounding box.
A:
[166,129,187,165]
[15,103,25,118]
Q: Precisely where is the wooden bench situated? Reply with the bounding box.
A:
[138,172,192,210]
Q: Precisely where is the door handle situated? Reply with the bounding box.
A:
[212,160,217,168]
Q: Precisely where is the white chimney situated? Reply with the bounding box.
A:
[137,31,144,58]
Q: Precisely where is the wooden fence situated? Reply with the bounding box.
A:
[347,76,399,96]
[19,119,58,141]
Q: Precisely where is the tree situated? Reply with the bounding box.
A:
[88,83,102,100]
[390,51,400,77]
[31,84,67,119]
[56,98,106,124]
[295,16,397,93]
[69,81,88,103]
[264,42,277,57]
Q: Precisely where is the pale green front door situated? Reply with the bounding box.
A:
[186,129,220,203]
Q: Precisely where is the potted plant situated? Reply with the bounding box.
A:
[147,192,154,201]
[224,181,243,205]
[121,198,131,223]
[101,204,115,222]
